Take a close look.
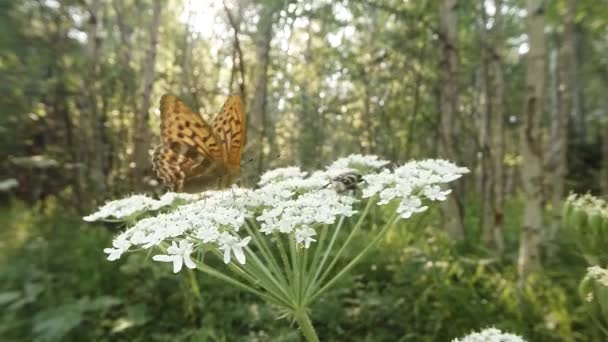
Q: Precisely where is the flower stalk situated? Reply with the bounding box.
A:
[293,308,320,342]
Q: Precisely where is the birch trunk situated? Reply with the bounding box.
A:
[546,1,574,254]
[518,0,546,286]
[133,0,162,187]
[438,0,464,240]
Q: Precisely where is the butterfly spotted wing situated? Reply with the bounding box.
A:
[152,94,245,192]
[211,96,245,168]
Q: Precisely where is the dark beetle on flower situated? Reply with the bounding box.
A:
[331,172,363,194]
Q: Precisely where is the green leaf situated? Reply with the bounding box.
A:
[0,291,21,306]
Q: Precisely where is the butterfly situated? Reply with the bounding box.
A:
[152,94,245,193]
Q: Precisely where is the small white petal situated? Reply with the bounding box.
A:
[184,255,196,269]
[173,258,183,273]
[223,249,231,264]
[152,255,173,263]
[233,247,246,264]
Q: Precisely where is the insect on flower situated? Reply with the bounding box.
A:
[326,171,364,194]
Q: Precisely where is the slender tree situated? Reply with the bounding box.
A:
[133,0,162,187]
[518,0,546,286]
[438,0,464,240]
[251,3,277,175]
[489,0,506,252]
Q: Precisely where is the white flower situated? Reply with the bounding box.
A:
[422,185,451,201]
[256,190,356,235]
[84,192,202,222]
[295,226,317,248]
[218,233,252,264]
[328,154,389,171]
[258,167,308,186]
[587,266,608,287]
[397,196,428,218]
[451,327,526,342]
[152,240,197,273]
[103,233,131,261]
[158,192,203,206]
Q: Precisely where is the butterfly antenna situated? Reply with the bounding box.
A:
[240,157,255,168]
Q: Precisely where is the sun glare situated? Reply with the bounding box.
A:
[180,0,226,38]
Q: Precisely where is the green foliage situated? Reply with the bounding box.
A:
[0,197,601,341]
[562,194,608,265]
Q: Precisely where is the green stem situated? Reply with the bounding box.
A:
[245,219,287,286]
[308,212,400,304]
[305,216,345,298]
[306,199,374,298]
[293,308,320,342]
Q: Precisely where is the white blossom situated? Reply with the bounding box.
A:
[103,233,131,261]
[258,167,308,186]
[452,327,526,342]
[328,154,390,171]
[587,266,608,287]
[295,226,317,248]
[218,233,252,264]
[83,192,202,222]
[152,240,197,273]
[397,196,428,219]
[256,189,356,234]
[362,159,468,219]
[422,185,451,201]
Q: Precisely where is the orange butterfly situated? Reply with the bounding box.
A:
[152,94,245,192]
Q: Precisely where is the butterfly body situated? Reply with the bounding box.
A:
[152,94,245,193]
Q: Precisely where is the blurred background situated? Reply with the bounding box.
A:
[1,0,607,340]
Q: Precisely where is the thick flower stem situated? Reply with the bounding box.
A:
[294,309,319,342]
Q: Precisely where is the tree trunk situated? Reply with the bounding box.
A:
[438,0,464,240]
[479,3,493,248]
[489,0,506,252]
[84,0,107,198]
[545,2,574,255]
[251,6,275,175]
[518,0,546,287]
[133,0,162,188]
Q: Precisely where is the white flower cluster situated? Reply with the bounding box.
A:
[103,187,254,272]
[328,153,390,171]
[363,159,468,218]
[92,155,466,273]
[566,193,608,219]
[451,327,527,342]
[83,192,202,222]
[587,266,608,287]
[257,166,308,186]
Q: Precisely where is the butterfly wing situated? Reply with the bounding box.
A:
[211,95,245,169]
[159,94,224,161]
[153,95,225,191]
